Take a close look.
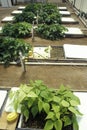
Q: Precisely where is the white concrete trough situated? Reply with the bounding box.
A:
[30,46,51,59]
[59,11,71,16]
[63,44,87,59]
[61,17,78,24]
[0,90,7,114]
[58,6,67,11]
[1,16,14,23]
[65,27,84,37]
[11,10,22,15]
[18,6,25,10]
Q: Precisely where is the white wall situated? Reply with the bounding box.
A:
[75,0,82,10]
[81,0,87,13]
[74,0,87,13]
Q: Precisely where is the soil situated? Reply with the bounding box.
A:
[0,2,87,91]
[21,113,73,130]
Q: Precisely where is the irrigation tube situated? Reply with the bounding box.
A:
[1,62,87,66]
[24,62,87,66]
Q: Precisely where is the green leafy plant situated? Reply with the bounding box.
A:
[14,12,36,24]
[9,80,82,130]
[42,3,58,15]
[38,12,61,25]
[0,36,31,66]
[36,24,67,40]
[2,22,32,38]
[23,3,42,15]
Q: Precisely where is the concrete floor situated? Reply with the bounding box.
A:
[0,2,87,91]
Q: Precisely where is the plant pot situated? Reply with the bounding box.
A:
[16,115,73,130]
[16,115,43,130]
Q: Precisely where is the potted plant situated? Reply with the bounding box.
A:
[8,80,82,130]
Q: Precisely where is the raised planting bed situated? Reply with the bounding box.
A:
[16,91,87,130]
[6,80,82,130]
[1,45,87,66]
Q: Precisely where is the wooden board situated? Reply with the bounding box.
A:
[59,11,71,16]
[0,112,18,130]
[11,10,22,15]
[61,17,78,24]
[65,27,84,37]
[18,6,25,10]
[1,16,14,23]
[58,6,67,10]
[30,47,51,59]
[63,44,87,59]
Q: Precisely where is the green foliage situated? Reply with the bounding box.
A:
[5,3,64,41]
[23,3,42,15]
[14,12,35,23]
[39,12,61,25]
[9,80,82,130]
[36,24,67,40]
[2,22,32,38]
[41,3,58,15]
[0,37,31,66]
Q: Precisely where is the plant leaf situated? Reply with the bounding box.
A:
[44,120,53,130]
[54,119,62,130]
[61,100,69,107]
[27,91,37,97]
[53,96,61,103]
[31,105,38,118]
[43,102,50,114]
[72,115,79,130]
[46,112,54,120]
[38,99,43,112]
[70,100,80,106]
[63,116,72,127]
[68,107,82,115]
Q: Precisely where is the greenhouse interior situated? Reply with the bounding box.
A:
[0,0,87,130]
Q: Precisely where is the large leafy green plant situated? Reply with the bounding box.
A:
[23,3,42,15]
[9,80,82,130]
[2,22,32,38]
[42,3,58,15]
[36,24,67,40]
[0,37,31,66]
[14,12,36,23]
[38,12,61,25]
